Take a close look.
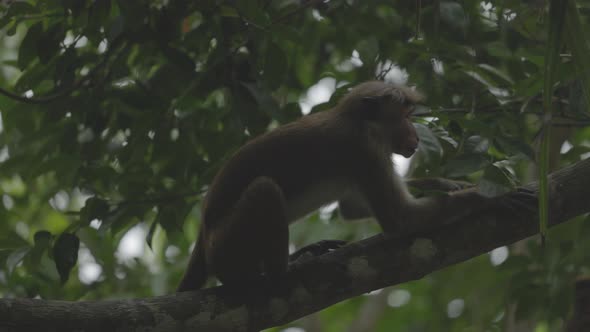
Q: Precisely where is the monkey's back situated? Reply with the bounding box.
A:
[202,111,362,227]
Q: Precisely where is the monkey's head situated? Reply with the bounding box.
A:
[388,100,419,157]
[340,81,423,158]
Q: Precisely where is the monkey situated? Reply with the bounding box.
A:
[338,177,475,220]
[177,81,531,291]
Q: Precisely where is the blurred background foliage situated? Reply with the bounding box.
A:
[1,0,590,331]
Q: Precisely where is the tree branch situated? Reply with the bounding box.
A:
[2,158,590,332]
[0,38,125,105]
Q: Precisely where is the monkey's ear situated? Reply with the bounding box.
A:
[361,96,386,121]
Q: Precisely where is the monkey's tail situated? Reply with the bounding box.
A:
[177,231,208,292]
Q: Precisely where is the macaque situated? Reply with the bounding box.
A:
[177,81,524,291]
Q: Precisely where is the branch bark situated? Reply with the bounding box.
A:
[2,158,590,332]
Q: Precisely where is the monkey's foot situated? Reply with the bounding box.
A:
[289,239,347,264]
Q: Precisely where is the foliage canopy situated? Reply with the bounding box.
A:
[1,0,590,330]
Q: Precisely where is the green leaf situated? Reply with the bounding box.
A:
[464,135,490,154]
[495,137,535,160]
[108,15,125,41]
[356,37,379,63]
[5,1,36,17]
[156,203,192,236]
[235,1,270,28]
[6,247,30,274]
[34,231,52,247]
[5,20,17,36]
[280,102,303,124]
[149,63,195,99]
[432,127,458,148]
[414,123,443,164]
[219,5,238,17]
[262,42,287,87]
[54,48,78,89]
[146,219,158,250]
[88,0,112,32]
[162,46,195,73]
[28,231,53,269]
[53,233,80,283]
[0,231,29,250]
[14,60,54,92]
[116,1,147,32]
[477,64,514,85]
[477,164,516,197]
[18,22,43,70]
[443,154,490,178]
[80,197,110,225]
[61,0,86,17]
[37,23,64,64]
[440,1,468,29]
[564,2,590,105]
[239,82,278,128]
[0,15,13,30]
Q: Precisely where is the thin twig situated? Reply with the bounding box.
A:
[376,62,395,80]
[272,0,325,24]
[431,106,590,126]
[0,37,125,105]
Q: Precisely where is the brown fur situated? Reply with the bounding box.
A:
[177,81,486,291]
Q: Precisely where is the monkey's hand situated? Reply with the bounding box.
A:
[441,186,538,225]
[289,240,348,265]
[406,178,475,194]
[402,186,538,236]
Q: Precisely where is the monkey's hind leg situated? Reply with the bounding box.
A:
[209,177,289,286]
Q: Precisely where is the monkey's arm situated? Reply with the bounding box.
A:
[354,154,415,233]
[339,177,474,220]
[402,187,537,235]
[353,157,535,234]
[405,178,474,193]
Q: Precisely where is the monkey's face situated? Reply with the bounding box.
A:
[360,95,420,157]
[390,106,419,158]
